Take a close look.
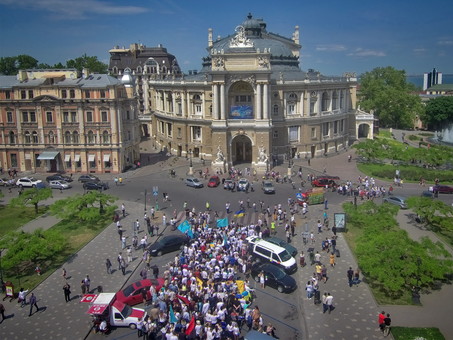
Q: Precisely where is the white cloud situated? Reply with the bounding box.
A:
[315,44,346,52]
[437,39,453,46]
[0,0,149,19]
[347,48,386,57]
[413,48,427,54]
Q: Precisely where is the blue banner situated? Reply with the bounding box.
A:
[177,220,193,238]
[216,218,229,228]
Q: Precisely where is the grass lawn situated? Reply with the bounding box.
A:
[1,212,113,290]
[392,326,445,340]
[0,204,49,238]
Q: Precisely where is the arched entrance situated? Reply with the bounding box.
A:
[358,123,370,138]
[232,135,252,164]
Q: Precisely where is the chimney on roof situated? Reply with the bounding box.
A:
[82,68,89,78]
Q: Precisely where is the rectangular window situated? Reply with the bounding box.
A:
[273,105,279,116]
[29,111,36,122]
[11,153,17,168]
[160,121,165,134]
[192,126,201,140]
[22,112,29,122]
[101,111,108,122]
[7,111,13,123]
[100,90,106,98]
[126,111,130,120]
[70,89,75,98]
[195,105,202,114]
[5,90,11,99]
[177,127,182,138]
[289,126,299,142]
[340,119,344,132]
[21,90,26,99]
[71,111,77,122]
[28,90,34,99]
[32,132,38,143]
[334,121,338,134]
[311,127,316,139]
[46,112,53,123]
[322,122,329,136]
[287,104,295,115]
[167,123,172,137]
[63,112,69,123]
[61,90,67,98]
[84,90,90,99]
[273,130,279,139]
[86,111,93,122]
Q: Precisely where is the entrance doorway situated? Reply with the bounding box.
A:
[232,135,252,164]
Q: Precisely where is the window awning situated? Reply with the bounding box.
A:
[64,154,71,162]
[88,154,95,162]
[103,154,111,162]
[74,154,81,162]
[37,151,59,160]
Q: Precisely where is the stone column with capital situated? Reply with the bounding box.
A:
[213,84,219,120]
[263,83,269,119]
[256,83,262,119]
[220,83,225,120]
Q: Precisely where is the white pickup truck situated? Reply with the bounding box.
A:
[85,293,146,329]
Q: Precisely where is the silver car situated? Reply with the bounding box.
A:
[262,180,275,194]
[383,195,407,209]
[185,177,203,188]
[49,180,72,190]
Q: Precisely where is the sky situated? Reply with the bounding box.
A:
[0,0,452,77]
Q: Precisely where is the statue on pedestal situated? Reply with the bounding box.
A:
[258,147,268,163]
[215,146,224,163]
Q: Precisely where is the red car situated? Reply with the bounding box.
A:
[115,278,164,306]
[208,176,220,187]
[433,185,453,194]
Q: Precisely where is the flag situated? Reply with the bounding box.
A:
[216,217,229,228]
[236,280,245,294]
[169,304,178,324]
[185,315,196,335]
[177,220,194,238]
[196,277,204,289]
[177,295,190,305]
[234,209,245,218]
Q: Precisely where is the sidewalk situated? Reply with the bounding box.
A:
[1,199,154,340]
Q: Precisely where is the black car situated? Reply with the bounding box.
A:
[46,174,73,182]
[148,234,190,257]
[78,174,100,183]
[83,181,108,191]
[251,263,297,293]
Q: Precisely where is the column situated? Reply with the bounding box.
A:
[256,83,262,120]
[163,91,167,112]
[213,84,219,120]
[182,92,186,117]
[172,92,176,114]
[300,91,304,116]
[263,83,269,119]
[220,84,225,120]
[329,90,333,111]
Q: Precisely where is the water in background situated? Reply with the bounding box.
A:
[406,74,453,89]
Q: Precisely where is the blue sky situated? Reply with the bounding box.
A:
[0,0,452,76]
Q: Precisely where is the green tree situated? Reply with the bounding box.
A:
[0,229,67,274]
[50,191,117,222]
[66,54,108,74]
[406,197,453,233]
[0,55,39,75]
[359,66,424,128]
[421,96,453,130]
[9,188,53,214]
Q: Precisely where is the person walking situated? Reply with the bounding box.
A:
[322,293,328,313]
[325,293,334,314]
[61,267,67,280]
[121,203,126,217]
[18,288,28,307]
[120,258,127,275]
[117,253,123,270]
[84,275,91,293]
[105,258,112,274]
[152,265,159,279]
[63,282,71,302]
[299,251,305,267]
[126,246,133,263]
[347,267,354,287]
[121,235,126,249]
[28,293,39,316]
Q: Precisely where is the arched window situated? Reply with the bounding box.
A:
[65,131,71,144]
[73,131,79,144]
[288,93,298,100]
[32,131,38,144]
[102,130,110,144]
[87,130,95,144]
[332,91,338,110]
[48,131,55,144]
[145,58,159,74]
[321,91,330,111]
[136,66,142,74]
[9,131,15,144]
[24,131,31,144]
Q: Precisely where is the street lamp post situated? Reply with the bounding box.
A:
[188,149,193,175]
[144,189,147,212]
[287,148,293,177]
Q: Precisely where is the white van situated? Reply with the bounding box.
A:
[248,239,297,274]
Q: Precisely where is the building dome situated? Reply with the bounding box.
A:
[121,69,134,87]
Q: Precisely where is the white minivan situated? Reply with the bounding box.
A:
[248,239,297,274]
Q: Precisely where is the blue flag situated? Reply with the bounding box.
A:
[177,220,193,238]
[169,304,177,324]
[234,209,245,218]
[216,218,229,228]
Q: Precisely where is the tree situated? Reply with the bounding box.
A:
[421,96,453,130]
[9,188,53,214]
[0,55,38,75]
[50,191,117,222]
[66,54,108,74]
[359,66,424,129]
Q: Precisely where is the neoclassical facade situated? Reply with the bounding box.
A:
[0,69,140,174]
[146,14,373,171]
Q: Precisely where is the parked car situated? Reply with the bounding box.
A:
[83,181,108,191]
[49,180,72,190]
[421,190,434,198]
[115,278,165,306]
[223,179,235,190]
[433,185,453,194]
[238,178,250,191]
[208,176,220,188]
[251,263,297,293]
[383,195,408,209]
[262,180,275,194]
[16,177,43,188]
[78,174,100,183]
[185,177,204,188]
[0,178,11,186]
[46,174,72,182]
[311,176,338,188]
[148,234,190,257]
